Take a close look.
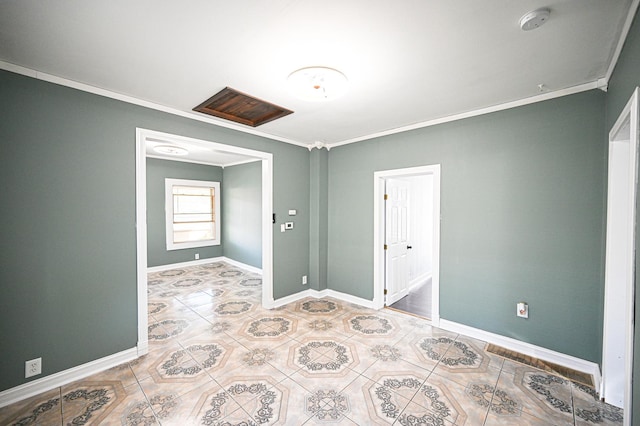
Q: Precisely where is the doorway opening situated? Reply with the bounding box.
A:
[135,128,273,355]
[373,165,441,325]
[602,87,638,421]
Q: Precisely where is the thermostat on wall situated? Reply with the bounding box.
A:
[288,209,297,216]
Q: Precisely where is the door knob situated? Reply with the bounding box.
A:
[407,245,413,249]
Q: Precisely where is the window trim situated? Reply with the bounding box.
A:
[165,178,221,250]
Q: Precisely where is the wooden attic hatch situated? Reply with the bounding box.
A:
[193,87,293,127]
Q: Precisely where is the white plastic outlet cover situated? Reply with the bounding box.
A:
[517,302,529,318]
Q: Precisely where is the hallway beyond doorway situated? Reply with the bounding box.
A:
[388,278,432,319]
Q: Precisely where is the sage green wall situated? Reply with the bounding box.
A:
[221,161,262,269]
[309,149,329,291]
[0,69,310,392]
[327,90,606,363]
[604,7,640,420]
[146,158,224,267]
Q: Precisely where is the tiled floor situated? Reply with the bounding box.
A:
[0,261,623,425]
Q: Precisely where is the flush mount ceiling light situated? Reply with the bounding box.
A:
[153,145,189,156]
[520,8,551,31]
[287,66,348,101]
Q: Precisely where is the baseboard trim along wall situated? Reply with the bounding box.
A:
[271,290,602,391]
[147,257,262,275]
[270,288,379,310]
[438,319,602,391]
[0,347,139,409]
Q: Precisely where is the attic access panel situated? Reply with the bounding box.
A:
[193,87,293,127]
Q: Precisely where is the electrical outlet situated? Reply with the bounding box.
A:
[302,275,307,285]
[517,302,529,318]
[195,253,200,260]
[25,358,42,378]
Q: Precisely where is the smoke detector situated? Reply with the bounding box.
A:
[520,8,551,31]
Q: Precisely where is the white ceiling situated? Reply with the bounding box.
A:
[145,136,262,167]
[0,0,635,150]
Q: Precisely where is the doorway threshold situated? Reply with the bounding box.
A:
[385,305,431,322]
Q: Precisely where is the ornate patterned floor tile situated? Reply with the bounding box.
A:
[484,406,555,425]
[431,337,503,389]
[304,388,352,423]
[289,339,360,378]
[183,341,233,374]
[147,318,192,343]
[217,268,246,278]
[572,382,623,425]
[4,262,620,425]
[176,290,218,308]
[398,331,457,372]
[83,362,139,389]
[401,373,469,426]
[212,299,256,317]
[362,375,415,424]
[202,316,249,338]
[0,388,62,425]
[60,381,126,425]
[343,313,393,335]
[147,380,235,424]
[214,376,288,425]
[496,368,575,424]
[176,316,233,343]
[207,345,289,387]
[149,347,211,381]
[106,384,160,425]
[239,314,299,341]
[292,298,344,319]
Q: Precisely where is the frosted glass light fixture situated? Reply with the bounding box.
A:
[153,145,189,156]
[287,66,348,101]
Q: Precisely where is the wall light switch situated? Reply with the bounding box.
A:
[280,224,286,233]
[285,222,294,230]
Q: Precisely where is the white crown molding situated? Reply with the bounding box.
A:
[0,61,606,152]
[328,81,601,149]
[604,0,640,84]
[0,60,308,148]
[0,347,138,409]
[3,0,637,155]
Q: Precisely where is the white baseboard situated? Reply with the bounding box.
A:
[409,273,432,292]
[0,347,139,409]
[147,256,262,275]
[147,257,225,273]
[137,340,149,357]
[219,257,262,274]
[267,288,377,310]
[438,319,602,390]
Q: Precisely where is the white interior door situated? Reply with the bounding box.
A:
[602,88,638,418]
[385,178,411,305]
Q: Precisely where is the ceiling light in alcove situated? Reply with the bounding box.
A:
[287,67,348,101]
[153,145,189,156]
[520,8,551,31]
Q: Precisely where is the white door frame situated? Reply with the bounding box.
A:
[373,164,441,325]
[135,128,273,355]
[602,87,638,420]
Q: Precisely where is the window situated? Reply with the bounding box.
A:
[165,178,220,250]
